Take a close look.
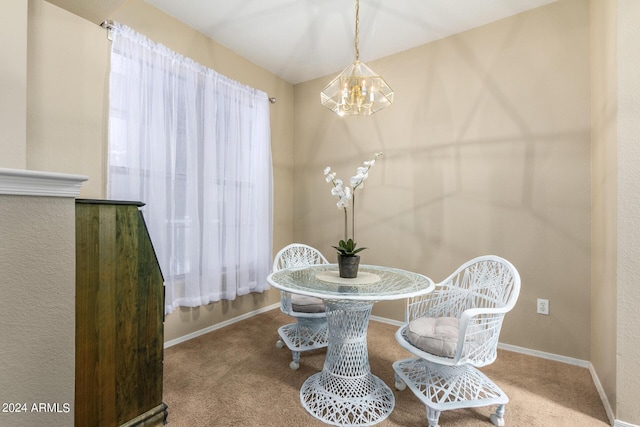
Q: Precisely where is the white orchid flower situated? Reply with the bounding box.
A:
[325,172,336,183]
[322,153,382,244]
[350,172,367,188]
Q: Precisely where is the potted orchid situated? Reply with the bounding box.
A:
[324,152,382,278]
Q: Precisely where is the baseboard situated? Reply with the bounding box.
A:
[167,306,385,348]
[496,342,590,368]
[589,363,615,426]
[121,403,168,426]
[370,315,403,327]
[495,344,640,427]
[164,303,280,348]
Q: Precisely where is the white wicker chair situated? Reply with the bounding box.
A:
[392,255,521,427]
[273,243,330,369]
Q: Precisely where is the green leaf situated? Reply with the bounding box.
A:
[333,239,367,256]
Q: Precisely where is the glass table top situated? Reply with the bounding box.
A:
[267,264,434,301]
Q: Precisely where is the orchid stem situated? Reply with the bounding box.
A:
[352,193,356,242]
[343,207,348,242]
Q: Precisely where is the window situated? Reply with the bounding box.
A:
[107,23,273,314]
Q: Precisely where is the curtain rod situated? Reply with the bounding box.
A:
[98,20,276,104]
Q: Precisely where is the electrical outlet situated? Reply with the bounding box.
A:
[537,298,549,315]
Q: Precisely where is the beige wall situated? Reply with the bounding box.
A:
[0,195,76,427]
[615,1,640,424]
[590,0,640,424]
[27,0,109,197]
[294,0,592,359]
[590,0,618,418]
[0,0,28,169]
[26,0,291,342]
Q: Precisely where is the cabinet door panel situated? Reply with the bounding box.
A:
[76,201,165,427]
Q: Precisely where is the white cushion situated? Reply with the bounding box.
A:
[406,317,459,358]
[291,294,325,313]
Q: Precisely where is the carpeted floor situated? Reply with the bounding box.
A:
[162,310,610,427]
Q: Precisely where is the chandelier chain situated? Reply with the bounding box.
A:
[354,0,360,61]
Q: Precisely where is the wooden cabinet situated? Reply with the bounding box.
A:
[75,200,167,426]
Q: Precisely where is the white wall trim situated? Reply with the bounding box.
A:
[164,303,280,348]
[590,364,616,427]
[497,342,590,368]
[0,167,88,197]
[614,421,639,427]
[370,315,403,327]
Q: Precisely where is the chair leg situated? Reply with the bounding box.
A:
[426,406,441,427]
[289,350,300,370]
[394,372,406,390]
[490,404,506,426]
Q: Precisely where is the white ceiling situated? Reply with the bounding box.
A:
[144,0,557,84]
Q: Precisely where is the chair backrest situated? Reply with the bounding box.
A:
[404,256,520,366]
[273,244,329,317]
[273,243,329,272]
[409,255,520,322]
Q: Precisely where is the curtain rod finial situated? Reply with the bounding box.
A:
[100,20,115,41]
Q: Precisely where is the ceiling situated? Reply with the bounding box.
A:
[144,0,558,84]
[47,0,559,85]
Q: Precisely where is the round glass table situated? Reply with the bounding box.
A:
[267,264,434,426]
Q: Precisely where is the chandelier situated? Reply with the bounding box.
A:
[320,0,394,116]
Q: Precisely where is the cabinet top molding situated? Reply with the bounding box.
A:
[0,167,88,198]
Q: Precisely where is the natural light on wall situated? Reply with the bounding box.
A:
[320,0,393,116]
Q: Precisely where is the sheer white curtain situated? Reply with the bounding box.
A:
[107,23,273,315]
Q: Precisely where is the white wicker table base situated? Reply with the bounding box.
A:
[299,301,394,426]
[301,371,394,426]
[392,358,508,427]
